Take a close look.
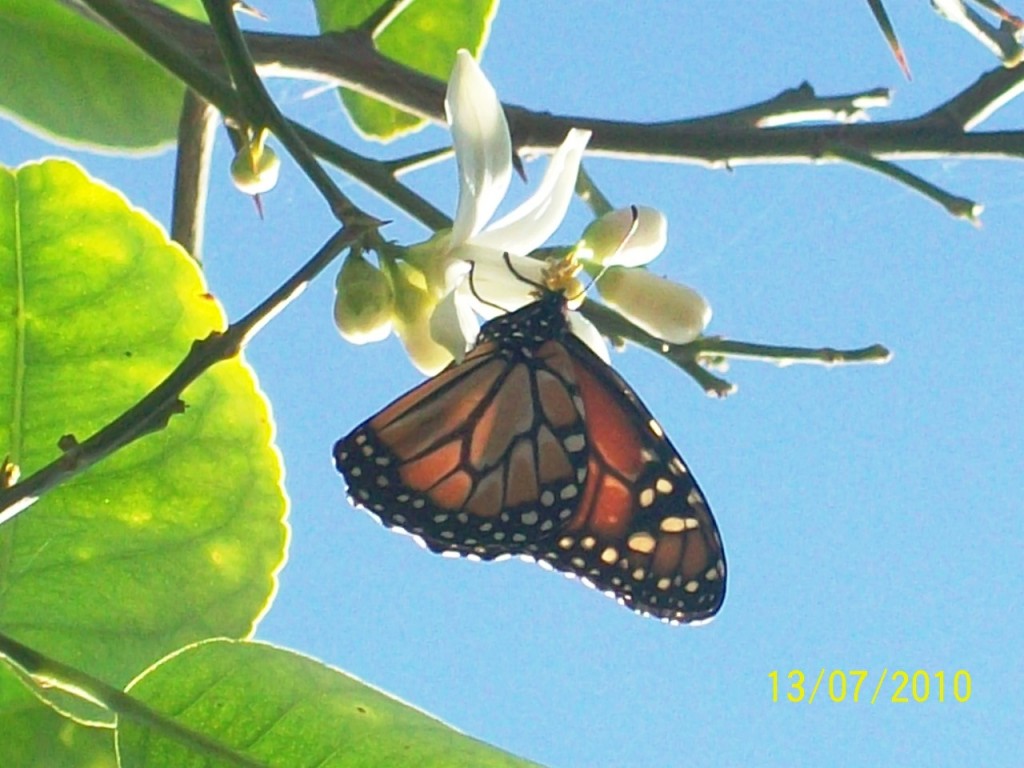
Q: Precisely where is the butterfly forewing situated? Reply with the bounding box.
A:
[334,309,590,559]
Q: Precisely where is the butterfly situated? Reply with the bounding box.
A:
[334,281,726,624]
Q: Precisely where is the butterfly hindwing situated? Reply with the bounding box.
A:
[534,334,726,623]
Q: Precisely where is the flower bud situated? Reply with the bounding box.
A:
[333,252,394,344]
[578,206,667,268]
[230,132,280,195]
[598,267,711,344]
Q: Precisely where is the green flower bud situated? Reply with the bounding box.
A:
[230,132,280,195]
[333,252,394,344]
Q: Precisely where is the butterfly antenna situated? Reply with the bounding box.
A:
[468,260,514,314]
[501,251,546,291]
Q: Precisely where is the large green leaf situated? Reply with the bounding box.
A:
[0,0,206,150]
[315,0,500,141]
[119,639,541,767]
[0,158,287,746]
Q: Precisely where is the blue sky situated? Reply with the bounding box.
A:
[4,2,1023,766]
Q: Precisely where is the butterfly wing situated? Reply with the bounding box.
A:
[334,336,591,559]
[335,293,726,624]
[532,334,727,624]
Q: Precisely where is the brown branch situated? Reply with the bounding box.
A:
[104,0,1024,168]
[171,89,217,261]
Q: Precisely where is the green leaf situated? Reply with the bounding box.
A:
[0,0,206,150]
[119,639,542,767]
[0,159,287,729]
[314,0,500,141]
[0,684,116,768]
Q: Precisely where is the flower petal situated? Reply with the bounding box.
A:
[394,314,454,375]
[430,278,480,363]
[446,50,512,247]
[568,311,610,363]
[447,247,545,317]
[472,128,592,254]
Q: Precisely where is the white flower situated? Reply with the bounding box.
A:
[419,50,593,370]
[335,50,712,371]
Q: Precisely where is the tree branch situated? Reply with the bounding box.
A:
[98,0,1024,171]
[171,89,217,260]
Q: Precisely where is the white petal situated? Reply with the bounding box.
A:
[472,128,592,254]
[446,50,512,247]
[430,280,480,363]
[394,315,453,375]
[448,247,545,316]
[568,311,610,363]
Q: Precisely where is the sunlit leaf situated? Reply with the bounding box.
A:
[0,686,116,768]
[0,0,206,150]
[119,640,541,768]
[0,159,287,737]
[314,0,499,141]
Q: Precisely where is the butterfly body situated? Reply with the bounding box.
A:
[335,291,726,623]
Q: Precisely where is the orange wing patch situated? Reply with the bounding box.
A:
[531,339,726,623]
[335,342,589,559]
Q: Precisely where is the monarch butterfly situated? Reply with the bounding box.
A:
[334,278,726,624]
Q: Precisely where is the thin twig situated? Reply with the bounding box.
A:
[359,0,415,39]
[579,300,890,395]
[200,0,360,223]
[575,166,614,218]
[0,631,268,768]
[824,143,983,223]
[683,83,892,128]
[294,126,451,231]
[690,338,892,366]
[171,89,217,261]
